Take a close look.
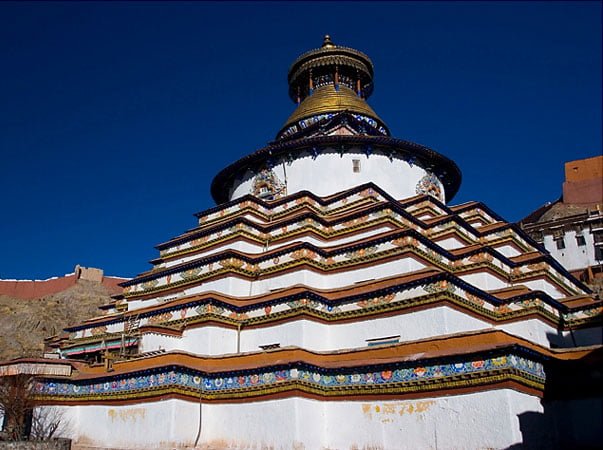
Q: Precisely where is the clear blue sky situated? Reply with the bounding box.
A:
[1,2,601,279]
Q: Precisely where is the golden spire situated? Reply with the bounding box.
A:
[322,34,335,48]
[287,35,374,104]
[278,36,386,139]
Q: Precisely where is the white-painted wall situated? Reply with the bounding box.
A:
[161,225,395,268]
[521,278,569,299]
[229,149,444,204]
[139,305,601,355]
[434,236,466,250]
[458,272,509,292]
[55,389,549,449]
[543,228,599,271]
[494,243,523,258]
[176,257,427,299]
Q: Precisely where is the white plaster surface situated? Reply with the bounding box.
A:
[543,228,599,271]
[493,243,522,258]
[59,389,547,449]
[137,305,599,355]
[458,272,509,291]
[520,278,569,299]
[161,225,395,268]
[497,318,603,348]
[433,236,466,250]
[174,257,427,299]
[229,150,443,204]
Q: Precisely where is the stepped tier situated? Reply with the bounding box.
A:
[56,269,600,359]
[119,184,589,303]
[48,183,601,364]
[29,330,603,405]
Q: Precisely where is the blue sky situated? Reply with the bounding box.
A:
[1,1,601,279]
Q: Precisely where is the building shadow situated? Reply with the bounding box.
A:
[503,336,603,449]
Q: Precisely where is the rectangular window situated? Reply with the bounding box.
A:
[366,335,400,346]
[591,219,603,230]
[259,343,280,351]
[576,235,586,246]
[595,245,603,261]
[352,159,361,173]
[555,238,565,250]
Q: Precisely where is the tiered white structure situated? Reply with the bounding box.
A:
[9,36,602,449]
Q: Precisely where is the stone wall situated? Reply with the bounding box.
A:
[0,439,71,450]
[0,266,127,300]
[74,266,103,283]
[0,275,77,300]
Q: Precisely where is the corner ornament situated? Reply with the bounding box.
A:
[251,168,286,201]
[415,172,444,202]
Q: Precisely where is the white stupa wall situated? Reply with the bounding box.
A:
[459,272,568,299]
[138,306,602,355]
[52,389,551,450]
[229,150,444,204]
[159,225,395,269]
[434,236,467,250]
[126,259,576,313]
[173,257,428,299]
[520,278,570,299]
[494,243,523,258]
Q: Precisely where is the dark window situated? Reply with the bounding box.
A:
[595,245,603,261]
[555,238,565,250]
[352,159,361,173]
[576,235,586,246]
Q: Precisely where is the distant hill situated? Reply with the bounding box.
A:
[0,267,126,361]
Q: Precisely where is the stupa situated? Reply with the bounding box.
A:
[4,36,602,449]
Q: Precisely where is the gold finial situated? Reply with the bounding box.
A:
[322,35,335,48]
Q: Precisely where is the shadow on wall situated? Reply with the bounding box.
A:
[505,410,556,450]
[507,399,603,450]
[506,344,603,449]
[546,327,603,349]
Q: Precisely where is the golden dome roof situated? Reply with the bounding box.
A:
[287,35,375,104]
[282,84,384,131]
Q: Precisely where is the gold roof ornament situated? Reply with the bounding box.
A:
[283,84,382,130]
[279,35,386,139]
[287,35,375,102]
[322,34,335,48]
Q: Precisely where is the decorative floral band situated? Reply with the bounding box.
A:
[193,187,384,237]
[69,271,599,342]
[160,198,520,270]
[161,184,532,271]
[125,231,581,301]
[35,353,544,402]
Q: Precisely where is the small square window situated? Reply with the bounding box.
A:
[352,159,361,173]
[555,238,565,250]
[576,235,586,246]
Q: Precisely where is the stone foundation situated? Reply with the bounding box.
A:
[0,439,71,450]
